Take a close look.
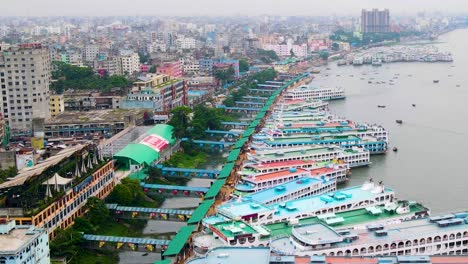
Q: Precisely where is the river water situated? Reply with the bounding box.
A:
[315,29,468,214]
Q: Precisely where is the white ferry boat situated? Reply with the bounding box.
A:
[285,85,345,101]
[246,145,370,168]
[235,165,349,195]
[270,211,468,257]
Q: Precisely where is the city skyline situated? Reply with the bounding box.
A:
[3,0,468,17]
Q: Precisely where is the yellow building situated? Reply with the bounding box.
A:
[49,94,65,117]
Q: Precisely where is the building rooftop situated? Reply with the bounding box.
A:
[187,247,271,264]
[218,184,394,220]
[242,177,331,204]
[0,222,44,254]
[45,109,147,125]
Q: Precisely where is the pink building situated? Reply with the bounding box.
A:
[140,64,150,73]
[308,39,331,52]
[157,61,183,78]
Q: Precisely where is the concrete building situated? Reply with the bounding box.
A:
[0,220,50,264]
[157,61,183,78]
[119,52,140,75]
[83,44,100,62]
[49,94,64,117]
[177,37,196,50]
[124,74,187,113]
[263,41,308,57]
[361,9,391,33]
[213,59,240,78]
[94,57,122,76]
[0,43,51,131]
[199,58,214,75]
[183,62,200,75]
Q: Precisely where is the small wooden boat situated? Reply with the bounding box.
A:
[433,80,439,83]
[393,147,398,152]
[396,120,403,124]
[412,104,416,107]
[377,105,386,108]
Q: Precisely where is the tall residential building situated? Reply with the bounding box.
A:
[83,44,100,62]
[361,9,391,33]
[0,43,51,131]
[49,94,64,117]
[157,61,183,78]
[0,220,50,264]
[119,52,140,75]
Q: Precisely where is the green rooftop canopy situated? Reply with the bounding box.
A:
[242,128,255,138]
[233,137,249,149]
[227,148,241,162]
[249,119,260,129]
[187,199,215,225]
[163,225,196,256]
[218,162,235,179]
[154,260,171,264]
[114,143,159,165]
[114,124,175,166]
[204,178,227,199]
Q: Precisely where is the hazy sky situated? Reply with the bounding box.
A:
[2,0,468,16]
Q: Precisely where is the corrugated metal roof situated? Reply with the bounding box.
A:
[204,179,227,199]
[187,199,214,225]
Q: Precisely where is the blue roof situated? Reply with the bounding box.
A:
[83,234,170,245]
[141,183,209,193]
[106,204,193,215]
[243,177,326,204]
[218,185,394,219]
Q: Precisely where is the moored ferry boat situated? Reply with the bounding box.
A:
[246,145,370,168]
[270,211,468,257]
[235,164,349,195]
[193,181,430,255]
[285,85,345,101]
[274,99,329,112]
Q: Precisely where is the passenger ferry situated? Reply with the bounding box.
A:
[264,121,389,144]
[193,182,430,254]
[235,165,349,195]
[238,176,336,205]
[270,211,468,257]
[238,160,328,177]
[274,99,328,112]
[284,85,345,101]
[251,134,387,154]
[246,145,370,168]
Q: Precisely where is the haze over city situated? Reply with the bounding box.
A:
[4,0,468,16]
[1,1,468,264]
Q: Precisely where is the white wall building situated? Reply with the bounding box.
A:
[119,53,140,75]
[263,40,308,57]
[83,44,100,62]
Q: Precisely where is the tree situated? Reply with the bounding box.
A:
[319,51,330,60]
[290,49,295,57]
[332,42,340,51]
[85,197,110,227]
[73,217,95,234]
[214,66,235,85]
[107,184,133,206]
[50,228,84,257]
[149,65,157,73]
[167,106,192,139]
[239,59,249,72]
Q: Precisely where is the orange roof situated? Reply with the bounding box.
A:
[246,168,309,182]
[326,257,378,264]
[294,256,310,264]
[431,257,468,263]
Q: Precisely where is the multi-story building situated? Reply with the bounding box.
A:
[213,59,240,78]
[49,94,64,117]
[94,57,122,76]
[263,41,308,57]
[83,44,100,62]
[183,62,200,75]
[177,37,196,50]
[119,52,140,75]
[0,220,50,264]
[199,58,214,75]
[123,74,187,113]
[0,144,116,238]
[0,43,51,131]
[157,61,183,78]
[361,9,391,33]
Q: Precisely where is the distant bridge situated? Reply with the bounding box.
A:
[83,234,170,252]
[106,203,193,221]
